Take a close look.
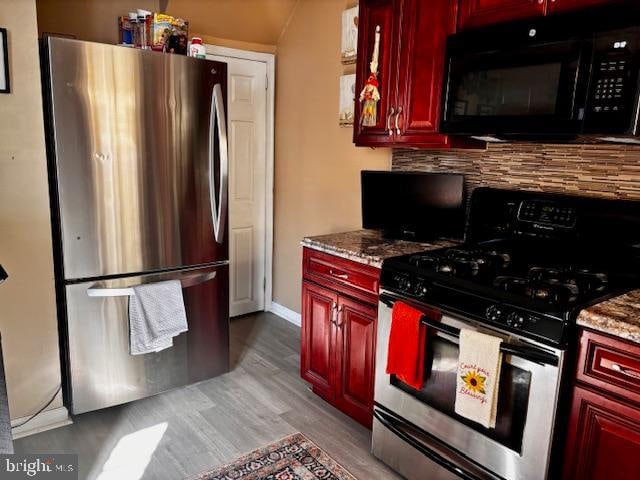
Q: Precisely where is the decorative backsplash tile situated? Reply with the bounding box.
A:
[392,144,640,200]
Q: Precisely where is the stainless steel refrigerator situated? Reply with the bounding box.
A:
[42,37,230,414]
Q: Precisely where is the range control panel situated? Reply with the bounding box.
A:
[517,200,576,228]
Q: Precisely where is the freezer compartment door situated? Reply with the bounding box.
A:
[64,264,229,414]
[46,37,228,280]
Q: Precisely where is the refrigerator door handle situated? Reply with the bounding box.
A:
[86,271,217,297]
[209,83,228,244]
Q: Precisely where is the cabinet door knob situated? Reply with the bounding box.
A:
[387,106,395,136]
[330,301,338,325]
[395,106,403,135]
[336,305,345,328]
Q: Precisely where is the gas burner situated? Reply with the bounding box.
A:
[448,248,512,270]
[528,266,609,295]
[410,247,513,280]
[484,250,512,268]
[440,258,481,277]
[411,251,484,278]
[494,275,580,304]
[409,255,438,268]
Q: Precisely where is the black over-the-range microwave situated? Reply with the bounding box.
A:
[441,6,640,142]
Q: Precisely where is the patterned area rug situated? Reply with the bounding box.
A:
[190,433,357,480]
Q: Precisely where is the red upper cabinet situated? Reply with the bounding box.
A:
[394,0,458,147]
[353,0,400,147]
[458,0,622,30]
[458,0,546,30]
[354,0,475,149]
[547,0,618,14]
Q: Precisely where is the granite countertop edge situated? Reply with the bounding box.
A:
[300,236,385,268]
[576,290,640,345]
[301,229,458,269]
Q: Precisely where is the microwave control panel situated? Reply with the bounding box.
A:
[590,51,634,113]
[585,27,640,133]
[591,53,631,114]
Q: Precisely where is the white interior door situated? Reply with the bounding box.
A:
[209,54,267,317]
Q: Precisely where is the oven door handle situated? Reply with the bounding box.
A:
[420,316,558,366]
[380,294,559,366]
[373,408,501,480]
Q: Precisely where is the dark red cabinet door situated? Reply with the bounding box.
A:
[394,0,457,147]
[563,386,640,480]
[334,296,377,428]
[547,0,616,13]
[458,0,546,30]
[301,281,337,401]
[353,0,400,147]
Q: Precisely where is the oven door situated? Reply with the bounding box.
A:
[373,293,564,480]
[441,23,589,137]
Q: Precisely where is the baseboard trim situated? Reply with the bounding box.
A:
[269,302,301,327]
[11,406,72,439]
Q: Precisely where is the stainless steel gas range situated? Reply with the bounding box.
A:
[372,187,640,480]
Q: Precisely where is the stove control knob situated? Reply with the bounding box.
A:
[413,281,428,296]
[396,277,412,292]
[394,275,408,290]
[486,305,504,322]
[506,312,526,329]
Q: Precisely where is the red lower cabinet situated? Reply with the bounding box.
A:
[300,282,337,402]
[563,329,640,480]
[334,297,377,428]
[563,386,640,480]
[301,248,379,428]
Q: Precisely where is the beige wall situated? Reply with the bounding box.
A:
[36,0,159,43]
[272,0,391,313]
[165,0,297,47]
[0,0,63,419]
[36,0,290,53]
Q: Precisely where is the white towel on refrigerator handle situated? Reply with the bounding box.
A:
[454,329,503,429]
[128,280,189,355]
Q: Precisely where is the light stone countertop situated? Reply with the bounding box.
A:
[301,229,458,268]
[577,289,640,345]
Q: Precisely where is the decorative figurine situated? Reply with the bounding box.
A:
[359,25,381,127]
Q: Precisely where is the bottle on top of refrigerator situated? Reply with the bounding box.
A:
[189,37,206,58]
[130,12,140,47]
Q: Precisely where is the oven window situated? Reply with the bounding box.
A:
[451,63,562,116]
[391,334,531,453]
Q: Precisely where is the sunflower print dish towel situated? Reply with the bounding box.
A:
[454,329,503,428]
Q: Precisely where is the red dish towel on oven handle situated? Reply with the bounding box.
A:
[386,300,429,390]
